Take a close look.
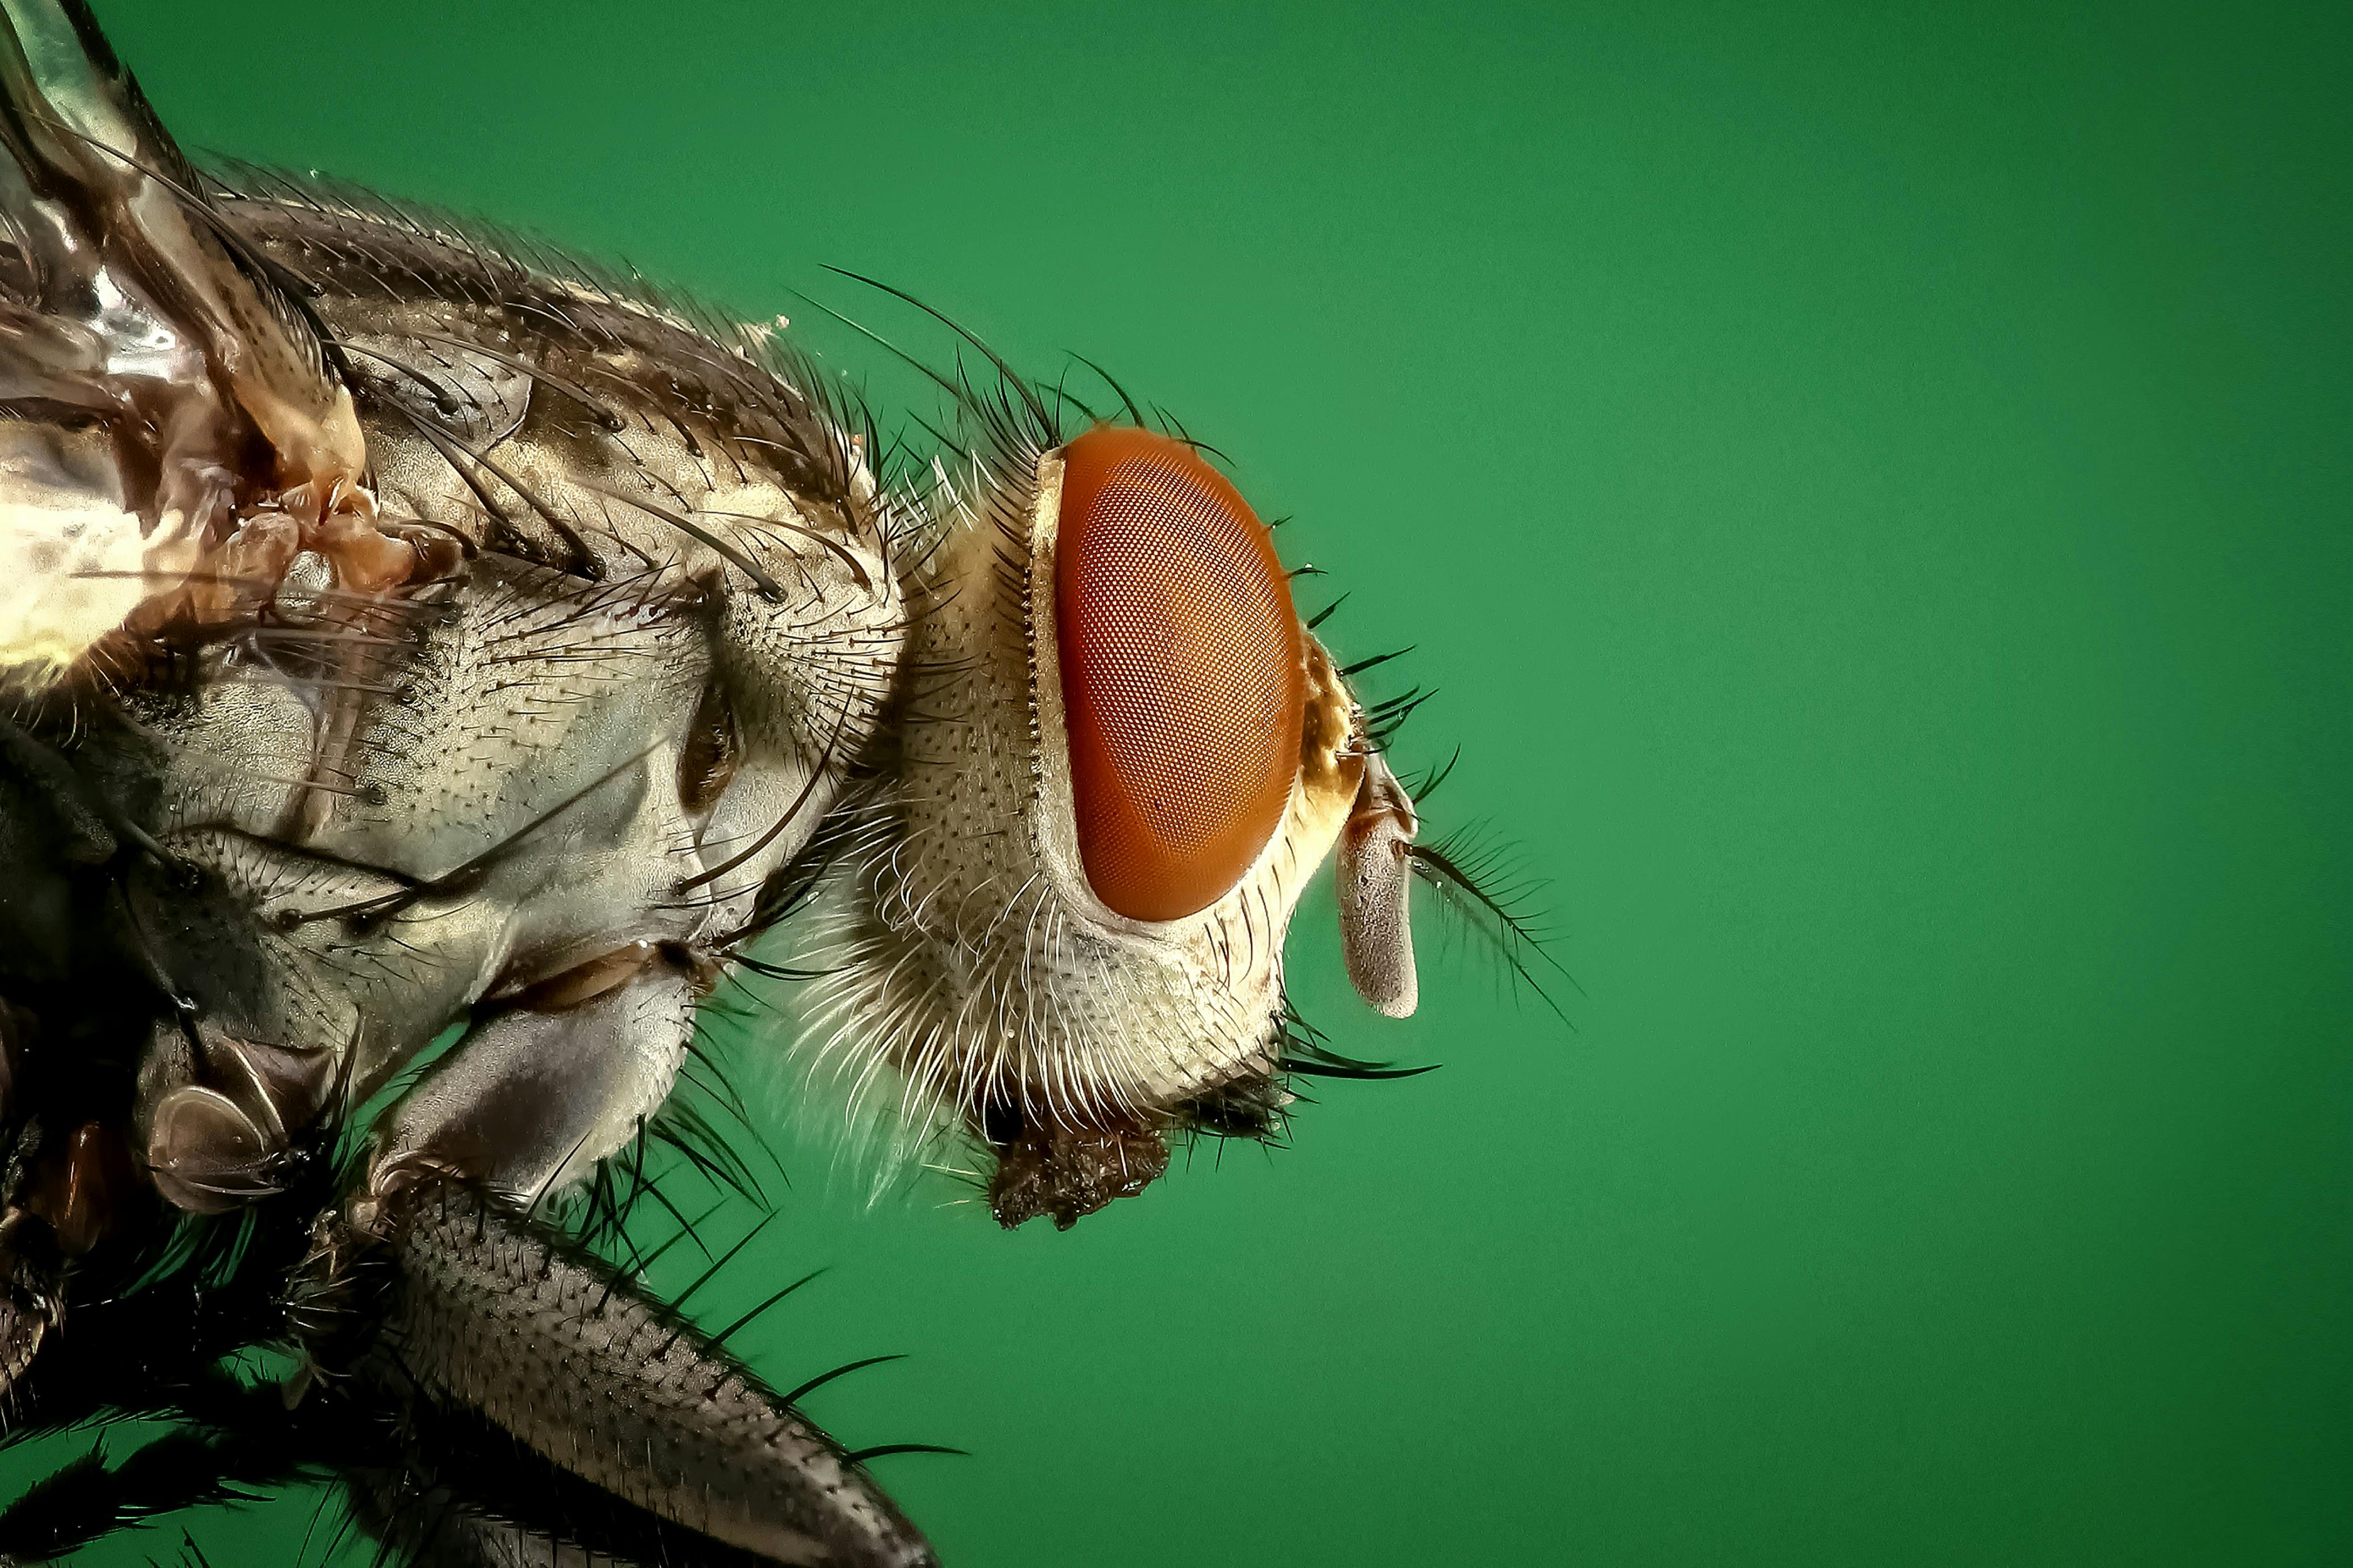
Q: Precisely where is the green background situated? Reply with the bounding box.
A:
[15,1,2350,1563]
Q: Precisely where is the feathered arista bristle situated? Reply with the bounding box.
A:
[1407,825,1576,1023]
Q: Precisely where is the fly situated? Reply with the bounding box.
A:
[0,2,1552,1563]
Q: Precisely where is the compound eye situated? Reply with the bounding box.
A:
[1054,426,1305,922]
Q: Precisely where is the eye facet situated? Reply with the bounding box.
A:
[1053,426,1304,922]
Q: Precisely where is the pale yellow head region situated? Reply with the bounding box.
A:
[798,435,1408,1226]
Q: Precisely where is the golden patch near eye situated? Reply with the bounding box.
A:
[1054,426,1305,922]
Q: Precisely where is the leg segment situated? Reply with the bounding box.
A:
[359,1179,936,1567]
[365,943,691,1209]
[321,947,939,1566]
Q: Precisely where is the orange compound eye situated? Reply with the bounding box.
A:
[1053,426,1305,922]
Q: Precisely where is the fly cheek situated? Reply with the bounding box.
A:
[1025,425,1306,930]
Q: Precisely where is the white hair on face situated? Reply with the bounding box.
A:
[762,449,1363,1207]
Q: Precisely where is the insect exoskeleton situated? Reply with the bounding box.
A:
[801,421,1424,1226]
[0,0,1488,1557]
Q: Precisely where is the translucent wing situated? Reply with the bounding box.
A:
[0,0,378,684]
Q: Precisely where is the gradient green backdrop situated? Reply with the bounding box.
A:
[12,2,2347,1563]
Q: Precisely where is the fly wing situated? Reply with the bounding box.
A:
[0,0,371,684]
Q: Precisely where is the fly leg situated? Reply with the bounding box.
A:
[0,715,172,1412]
[317,945,938,1568]
[360,942,694,1215]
